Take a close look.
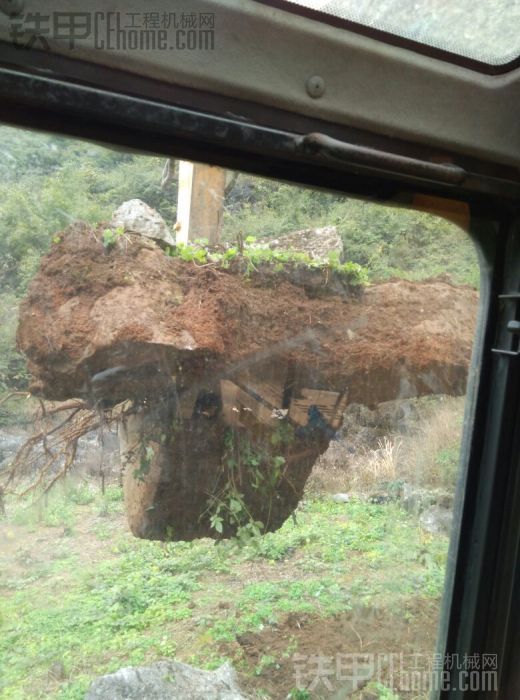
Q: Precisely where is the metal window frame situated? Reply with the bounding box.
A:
[3,0,520,170]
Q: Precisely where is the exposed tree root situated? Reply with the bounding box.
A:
[0,395,130,499]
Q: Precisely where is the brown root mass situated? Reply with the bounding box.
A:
[16,224,478,540]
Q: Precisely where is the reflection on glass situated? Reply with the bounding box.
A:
[285,0,520,65]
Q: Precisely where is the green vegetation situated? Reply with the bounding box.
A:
[0,484,448,699]
[288,690,311,700]
[223,180,480,287]
[101,225,125,250]
[204,427,292,541]
[165,240,368,285]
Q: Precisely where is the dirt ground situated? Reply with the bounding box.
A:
[232,599,439,699]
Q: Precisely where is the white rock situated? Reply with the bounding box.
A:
[332,493,351,503]
[268,225,343,260]
[85,660,249,700]
[420,506,453,535]
[110,199,175,246]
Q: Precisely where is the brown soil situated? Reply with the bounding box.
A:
[17,223,478,408]
[226,599,439,699]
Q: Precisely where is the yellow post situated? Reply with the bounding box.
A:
[176,161,226,245]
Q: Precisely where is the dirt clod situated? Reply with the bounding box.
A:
[16,225,478,540]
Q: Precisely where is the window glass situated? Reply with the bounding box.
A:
[0,124,483,698]
[284,0,520,65]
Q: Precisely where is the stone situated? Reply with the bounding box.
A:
[110,199,175,247]
[419,505,453,535]
[268,225,343,260]
[85,660,249,700]
[401,483,454,515]
[119,388,332,540]
[332,493,351,503]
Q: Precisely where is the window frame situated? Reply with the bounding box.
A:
[254,0,520,75]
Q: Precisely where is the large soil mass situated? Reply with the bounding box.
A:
[16,224,478,540]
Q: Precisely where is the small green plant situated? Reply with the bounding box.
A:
[103,485,123,502]
[133,443,155,482]
[369,681,401,699]
[254,653,279,676]
[42,500,75,530]
[93,522,111,540]
[435,445,459,486]
[208,486,264,542]
[288,689,311,699]
[67,484,95,506]
[204,428,293,542]
[102,225,124,249]
[164,239,368,285]
[165,242,208,264]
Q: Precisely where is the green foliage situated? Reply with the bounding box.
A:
[254,654,279,676]
[101,225,124,250]
[222,175,480,287]
[205,428,295,541]
[208,485,264,542]
[0,536,197,696]
[0,294,29,394]
[368,681,401,699]
[166,242,209,264]
[288,690,311,700]
[41,499,76,531]
[67,484,96,506]
[435,446,460,486]
[103,485,124,503]
[166,238,368,285]
[224,179,338,239]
